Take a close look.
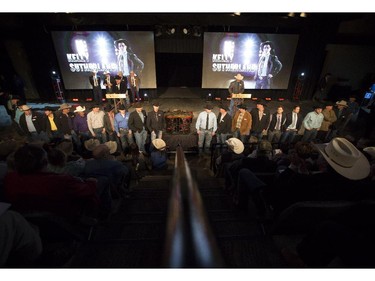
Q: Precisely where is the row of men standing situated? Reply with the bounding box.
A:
[196,99,354,154]
[89,70,140,105]
[17,101,165,155]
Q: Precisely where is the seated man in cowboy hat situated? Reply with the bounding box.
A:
[262,137,372,216]
[228,73,245,116]
[150,139,168,170]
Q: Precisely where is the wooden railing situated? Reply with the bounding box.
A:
[162,145,224,267]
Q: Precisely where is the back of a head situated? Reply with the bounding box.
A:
[14,144,48,174]
[47,148,67,167]
[257,140,273,156]
[294,141,315,160]
[92,144,110,160]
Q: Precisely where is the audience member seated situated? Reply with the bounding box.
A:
[0,203,42,267]
[4,144,100,220]
[150,139,168,170]
[125,142,151,181]
[215,137,245,177]
[0,140,20,200]
[227,140,277,209]
[46,147,85,177]
[83,144,130,207]
[263,138,373,216]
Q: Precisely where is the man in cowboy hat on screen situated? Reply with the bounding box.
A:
[228,73,245,116]
[255,40,282,89]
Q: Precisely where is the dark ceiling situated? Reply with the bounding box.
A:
[0,12,370,35]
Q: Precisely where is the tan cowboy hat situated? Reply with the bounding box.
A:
[84,139,100,151]
[314,137,370,180]
[363,147,375,159]
[104,141,117,154]
[234,73,244,80]
[336,100,348,107]
[74,105,86,113]
[59,103,72,110]
[152,139,166,150]
[226,138,244,154]
[21,105,31,111]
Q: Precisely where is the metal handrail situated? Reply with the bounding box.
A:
[162,145,224,267]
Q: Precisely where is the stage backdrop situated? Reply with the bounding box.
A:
[202,32,299,90]
[51,31,157,90]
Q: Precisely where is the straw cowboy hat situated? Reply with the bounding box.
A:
[336,100,348,107]
[84,139,100,151]
[20,105,31,111]
[226,138,244,154]
[74,105,86,113]
[59,103,71,110]
[152,139,166,150]
[104,141,118,154]
[314,137,370,180]
[234,73,244,80]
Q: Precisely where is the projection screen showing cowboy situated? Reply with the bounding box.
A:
[51,31,157,90]
[202,32,299,89]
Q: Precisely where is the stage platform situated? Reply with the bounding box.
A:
[2,87,316,150]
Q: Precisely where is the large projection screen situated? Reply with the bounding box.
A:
[202,32,299,89]
[51,31,157,90]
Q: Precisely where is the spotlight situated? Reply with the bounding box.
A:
[182,27,189,35]
[72,98,79,102]
[278,97,285,102]
[166,27,176,35]
[85,98,93,102]
[300,12,307,18]
[265,97,272,101]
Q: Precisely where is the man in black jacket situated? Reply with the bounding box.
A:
[146,101,165,142]
[280,105,303,144]
[18,105,47,142]
[216,103,232,144]
[128,102,148,152]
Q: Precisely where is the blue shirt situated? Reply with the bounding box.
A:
[73,114,89,132]
[114,112,130,133]
[303,111,324,130]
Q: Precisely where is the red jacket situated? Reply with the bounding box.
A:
[4,171,100,218]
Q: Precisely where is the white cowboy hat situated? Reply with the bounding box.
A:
[314,137,370,180]
[335,100,348,107]
[226,138,244,154]
[234,73,244,80]
[104,141,117,154]
[74,105,86,113]
[84,139,100,151]
[152,139,166,150]
[363,147,375,159]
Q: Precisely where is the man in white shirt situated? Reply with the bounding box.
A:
[195,104,217,155]
[87,104,106,143]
